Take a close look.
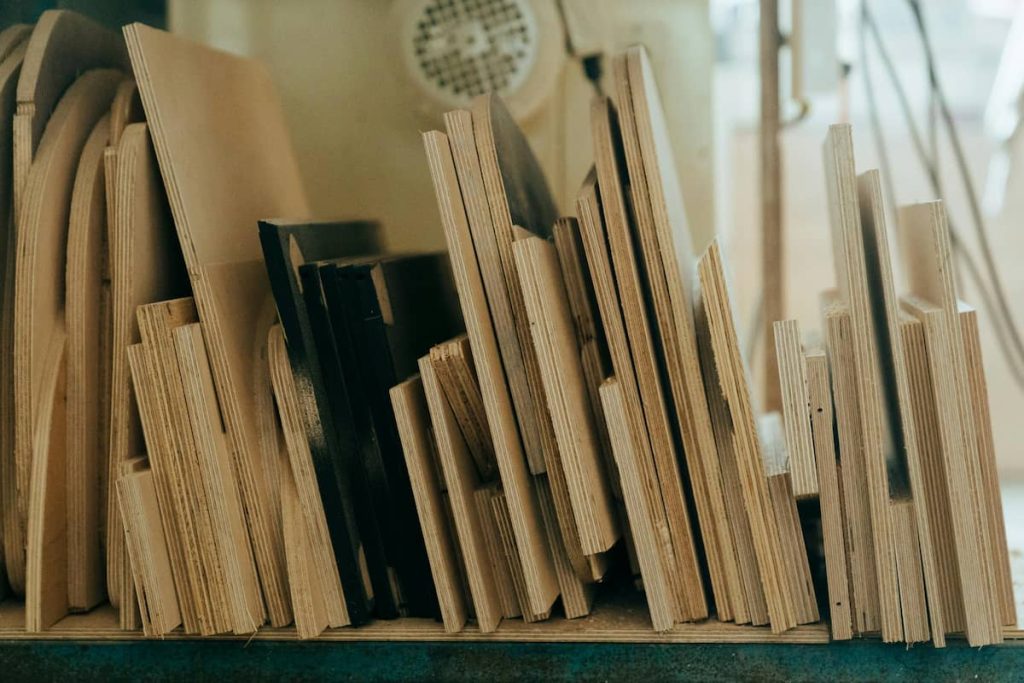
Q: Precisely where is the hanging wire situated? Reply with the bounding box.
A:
[860,1,1024,388]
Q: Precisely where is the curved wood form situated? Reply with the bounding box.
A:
[13,10,126,222]
[0,24,30,63]
[98,80,143,567]
[106,123,189,628]
[65,112,112,611]
[11,69,121,603]
[0,38,28,597]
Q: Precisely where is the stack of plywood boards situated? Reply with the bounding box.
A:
[0,15,1014,651]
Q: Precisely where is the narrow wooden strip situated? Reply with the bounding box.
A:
[773,320,816,498]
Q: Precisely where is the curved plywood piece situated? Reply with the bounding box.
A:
[25,334,67,630]
[13,10,126,220]
[10,69,121,597]
[65,112,112,611]
[106,122,189,625]
[0,24,30,63]
[0,41,28,594]
[98,79,143,572]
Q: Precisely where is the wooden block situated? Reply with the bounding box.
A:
[107,123,189,630]
[617,47,732,623]
[65,110,113,611]
[773,320,817,499]
[760,413,818,625]
[590,95,708,622]
[694,296,768,626]
[697,239,794,633]
[258,220,383,627]
[423,130,558,615]
[0,37,27,596]
[959,303,1016,626]
[392,376,470,633]
[418,354,503,633]
[474,485,521,619]
[430,337,497,482]
[127,338,211,634]
[13,69,120,621]
[550,217,617,498]
[173,322,266,634]
[24,337,67,630]
[805,348,852,640]
[444,108,545,474]
[858,169,944,645]
[899,199,1001,645]
[599,378,673,632]
[13,10,126,222]
[118,464,181,637]
[267,326,348,630]
[892,500,930,644]
[513,236,618,554]
[822,125,901,641]
[900,310,964,637]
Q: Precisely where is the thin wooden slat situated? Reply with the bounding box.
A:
[490,490,552,624]
[805,348,852,640]
[392,376,470,633]
[892,499,929,644]
[773,320,817,499]
[474,485,521,619]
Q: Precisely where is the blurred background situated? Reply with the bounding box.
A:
[3,0,1023,474]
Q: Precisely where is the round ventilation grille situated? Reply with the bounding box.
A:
[402,0,540,109]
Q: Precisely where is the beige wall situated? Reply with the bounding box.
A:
[169,0,714,253]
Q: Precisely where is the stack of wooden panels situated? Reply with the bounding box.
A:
[0,15,1014,650]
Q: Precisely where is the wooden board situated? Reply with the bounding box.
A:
[513,235,618,554]
[0,38,28,598]
[959,302,1016,626]
[474,485,520,619]
[858,169,944,645]
[697,239,795,633]
[173,322,265,634]
[550,217,616,497]
[590,98,709,622]
[694,294,768,626]
[444,108,544,474]
[773,320,817,499]
[423,130,557,616]
[258,220,382,626]
[617,47,731,622]
[98,79,144,564]
[899,199,1001,645]
[107,122,189,629]
[822,295,879,635]
[418,354,502,633]
[392,375,470,633]
[23,337,66,630]
[535,474,593,620]
[892,499,929,643]
[489,488,552,624]
[13,10,126,222]
[599,378,673,632]
[0,24,30,63]
[805,348,852,640]
[900,310,964,637]
[125,23,311,627]
[12,69,120,614]
[133,300,214,634]
[267,325,348,630]
[118,464,181,637]
[64,111,112,611]
[429,336,496,482]
[822,125,901,641]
